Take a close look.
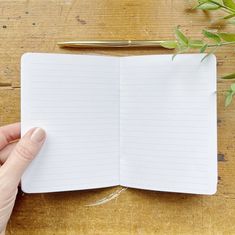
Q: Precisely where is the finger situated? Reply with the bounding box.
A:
[0,127,46,186]
[0,123,20,150]
[0,142,17,164]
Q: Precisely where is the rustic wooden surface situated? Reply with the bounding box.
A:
[1,0,235,234]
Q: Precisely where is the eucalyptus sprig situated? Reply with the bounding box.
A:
[160,0,235,107]
[161,27,235,60]
[194,0,235,24]
[194,0,235,106]
[161,27,235,106]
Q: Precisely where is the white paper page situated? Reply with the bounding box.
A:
[120,54,217,195]
[21,53,120,193]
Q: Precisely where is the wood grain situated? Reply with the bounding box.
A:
[0,0,235,234]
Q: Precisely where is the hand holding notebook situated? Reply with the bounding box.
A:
[21,53,217,194]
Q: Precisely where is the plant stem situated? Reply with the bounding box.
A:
[160,41,235,49]
[220,7,233,14]
[210,0,235,13]
[207,41,235,47]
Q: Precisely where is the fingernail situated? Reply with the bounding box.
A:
[31,128,46,143]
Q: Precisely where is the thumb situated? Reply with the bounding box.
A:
[1,127,46,187]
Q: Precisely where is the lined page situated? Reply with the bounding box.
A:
[21,53,120,193]
[120,54,217,195]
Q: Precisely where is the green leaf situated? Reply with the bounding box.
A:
[188,40,205,48]
[172,53,178,60]
[217,32,235,41]
[228,18,235,24]
[175,26,188,47]
[221,72,235,79]
[201,46,218,61]
[209,0,224,4]
[231,83,235,91]
[203,30,221,44]
[223,13,235,19]
[225,92,233,106]
[223,0,235,10]
[196,2,221,10]
[198,0,223,3]
[160,41,178,49]
[225,83,235,107]
[201,53,209,61]
[200,44,208,52]
[196,0,224,10]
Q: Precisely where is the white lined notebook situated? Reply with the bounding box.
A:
[21,53,217,194]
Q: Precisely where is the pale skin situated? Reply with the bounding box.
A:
[0,123,46,235]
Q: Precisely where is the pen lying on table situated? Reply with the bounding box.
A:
[57,40,172,48]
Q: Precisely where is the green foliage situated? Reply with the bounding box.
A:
[195,0,235,14]
[195,0,235,107]
[188,40,204,48]
[225,83,235,106]
[160,27,235,56]
[225,92,233,106]
[200,43,208,52]
[217,32,235,41]
[202,30,221,44]
[175,26,188,47]
[224,13,235,19]
[195,0,223,10]
[159,41,178,49]
[223,0,235,10]
[159,0,235,107]
[222,72,235,79]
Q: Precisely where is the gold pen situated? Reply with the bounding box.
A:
[57,40,170,48]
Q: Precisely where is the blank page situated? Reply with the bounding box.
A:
[21,53,120,193]
[120,54,217,195]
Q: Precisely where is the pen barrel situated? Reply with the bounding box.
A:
[128,40,164,47]
[57,40,166,48]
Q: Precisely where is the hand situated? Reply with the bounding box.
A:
[0,123,46,235]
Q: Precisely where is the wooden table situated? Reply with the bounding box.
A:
[1,0,235,234]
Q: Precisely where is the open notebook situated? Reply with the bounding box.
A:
[21,53,217,195]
